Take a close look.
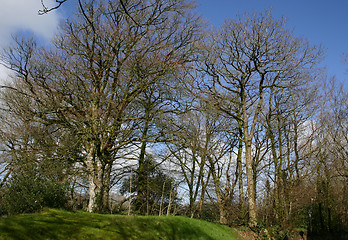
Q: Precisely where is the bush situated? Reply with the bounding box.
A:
[0,169,68,215]
[199,203,219,222]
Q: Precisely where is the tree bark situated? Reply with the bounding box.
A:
[245,136,257,227]
[237,125,245,220]
[86,142,110,213]
[219,206,228,225]
[210,162,228,225]
[242,88,259,228]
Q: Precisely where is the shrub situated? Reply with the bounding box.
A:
[1,168,68,215]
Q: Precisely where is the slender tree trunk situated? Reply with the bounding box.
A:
[136,138,147,214]
[102,162,111,213]
[167,185,172,216]
[159,181,166,216]
[244,137,257,227]
[128,168,133,215]
[241,79,263,228]
[198,171,210,217]
[242,133,256,227]
[293,120,301,179]
[198,185,205,218]
[268,117,286,223]
[146,175,149,216]
[136,104,151,214]
[189,150,199,218]
[210,162,228,225]
[189,194,195,218]
[198,136,210,218]
[276,114,288,224]
[242,87,258,227]
[237,134,245,220]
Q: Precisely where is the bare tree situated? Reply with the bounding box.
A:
[202,107,238,225]
[1,0,200,213]
[0,85,80,202]
[195,11,322,227]
[132,80,182,214]
[166,108,209,218]
[312,78,348,232]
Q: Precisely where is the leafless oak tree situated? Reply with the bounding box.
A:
[2,0,200,212]
[194,11,322,227]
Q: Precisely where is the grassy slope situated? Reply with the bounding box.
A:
[0,209,237,240]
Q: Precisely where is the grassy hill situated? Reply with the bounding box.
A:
[0,209,238,240]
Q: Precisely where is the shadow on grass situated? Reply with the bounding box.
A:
[0,211,82,240]
[0,210,233,240]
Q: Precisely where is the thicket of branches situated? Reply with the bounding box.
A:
[0,0,347,236]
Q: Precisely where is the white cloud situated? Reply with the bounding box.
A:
[0,0,60,82]
[0,65,14,84]
[0,0,60,45]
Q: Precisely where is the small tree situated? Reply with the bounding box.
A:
[120,156,177,215]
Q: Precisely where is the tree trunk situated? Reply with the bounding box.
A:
[102,162,111,212]
[293,119,300,179]
[241,79,262,228]
[211,164,227,225]
[245,136,257,227]
[189,195,195,218]
[86,142,110,213]
[219,205,228,225]
[237,134,245,220]
[136,106,151,214]
[159,180,166,216]
[198,172,210,218]
[167,186,172,216]
[135,139,147,214]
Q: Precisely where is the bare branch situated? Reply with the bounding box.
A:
[38,0,68,15]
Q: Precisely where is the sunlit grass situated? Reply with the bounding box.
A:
[0,209,237,240]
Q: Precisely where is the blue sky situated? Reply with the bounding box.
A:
[196,0,348,83]
[0,0,347,84]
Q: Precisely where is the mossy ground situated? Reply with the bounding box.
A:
[0,209,237,240]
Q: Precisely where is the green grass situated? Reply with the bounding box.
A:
[0,209,237,240]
